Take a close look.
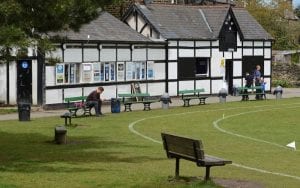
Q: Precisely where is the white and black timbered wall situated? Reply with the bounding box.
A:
[44,42,166,105]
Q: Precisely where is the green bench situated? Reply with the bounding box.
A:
[118,93,159,112]
[64,96,93,116]
[161,133,232,181]
[237,86,266,100]
[178,89,207,107]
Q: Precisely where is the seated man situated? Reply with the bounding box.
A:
[86,86,104,116]
[243,72,253,101]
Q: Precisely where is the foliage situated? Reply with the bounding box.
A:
[0,100,300,187]
[0,0,121,63]
[239,0,300,50]
[291,52,300,64]
[272,78,292,87]
[295,5,300,18]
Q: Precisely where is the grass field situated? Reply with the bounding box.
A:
[0,98,300,188]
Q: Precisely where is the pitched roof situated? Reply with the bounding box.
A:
[49,11,152,43]
[131,4,273,40]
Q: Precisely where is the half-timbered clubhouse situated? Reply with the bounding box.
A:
[0,2,273,106]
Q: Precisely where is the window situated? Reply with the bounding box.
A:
[195,58,209,76]
[125,61,147,81]
[178,58,209,79]
[56,63,81,84]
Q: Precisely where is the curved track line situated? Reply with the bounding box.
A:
[128,103,300,181]
[213,105,300,150]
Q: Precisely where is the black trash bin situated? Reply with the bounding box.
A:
[111,98,120,113]
[18,102,31,121]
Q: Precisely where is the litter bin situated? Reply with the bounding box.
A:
[273,86,283,99]
[111,98,121,113]
[18,102,31,121]
[160,93,172,109]
[218,88,228,103]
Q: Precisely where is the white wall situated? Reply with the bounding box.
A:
[168,82,177,96]
[195,80,210,94]
[0,63,6,102]
[45,66,56,86]
[9,62,17,104]
[64,48,82,62]
[179,81,194,90]
[168,62,177,79]
[148,82,165,95]
[45,89,63,104]
[32,60,38,105]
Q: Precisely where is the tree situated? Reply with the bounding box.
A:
[0,0,121,63]
[295,5,300,18]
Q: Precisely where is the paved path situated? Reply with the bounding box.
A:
[0,88,299,121]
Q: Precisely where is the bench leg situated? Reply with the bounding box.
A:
[205,166,211,181]
[69,117,71,125]
[199,98,206,105]
[175,158,180,179]
[144,103,151,111]
[183,99,190,107]
[124,104,132,112]
[64,117,68,126]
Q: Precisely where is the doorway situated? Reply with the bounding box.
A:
[225,60,233,95]
[17,60,32,103]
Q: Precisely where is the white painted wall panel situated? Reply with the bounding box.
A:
[264,77,271,91]
[126,15,135,31]
[264,60,271,76]
[243,48,253,56]
[64,48,82,62]
[148,48,165,60]
[83,87,95,96]
[9,62,17,104]
[84,48,99,62]
[148,82,165,96]
[264,48,271,59]
[45,89,63,104]
[101,48,117,62]
[64,88,82,98]
[179,41,194,47]
[141,26,151,37]
[210,49,223,77]
[195,41,210,47]
[211,80,224,94]
[0,63,6,102]
[179,49,194,57]
[168,49,177,60]
[243,41,253,47]
[233,79,242,88]
[224,52,232,59]
[195,49,210,57]
[168,82,177,96]
[117,84,132,94]
[101,85,116,99]
[195,80,210,94]
[168,41,177,46]
[45,66,55,86]
[179,81,194,90]
[168,62,177,79]
[154,63,165,79]
[233,61,242,77]
[212,41,219,47]
[254,41,263,47]
[233,48,242,59]
[117,48,131,61]
[32,60,38,105]
[139,83,147,93]
[137,15,146,32]
[254,49,263,56]
[264,41,271,47]
[132,48,146,61]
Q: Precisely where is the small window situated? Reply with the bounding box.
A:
[195,58,209,76]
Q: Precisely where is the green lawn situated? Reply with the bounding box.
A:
[0,98,300,187]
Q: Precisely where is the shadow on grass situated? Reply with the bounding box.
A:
[0,131,164,173]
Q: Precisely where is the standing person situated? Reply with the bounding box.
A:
[86,86,104,116]
[253,65,262,100]
[243,72,253,101]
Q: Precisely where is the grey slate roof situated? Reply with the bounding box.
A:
[49,11,151,43]
[133,4,273,40]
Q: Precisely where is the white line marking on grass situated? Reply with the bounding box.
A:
[128,103,300,181]
[213,105,300,150]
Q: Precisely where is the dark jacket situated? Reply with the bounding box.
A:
[87,90,100,101]
[245,74,253,87]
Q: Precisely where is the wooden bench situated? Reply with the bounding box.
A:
[237,86,266,101]
[64,96,93,116]
[161,133,232,181]
[118,93,159,112]
[178,89,207,107]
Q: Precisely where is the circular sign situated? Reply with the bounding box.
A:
[21,61,29,69]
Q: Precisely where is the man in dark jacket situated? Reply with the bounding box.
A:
[243,72,253,101]
[86,86,104,116]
